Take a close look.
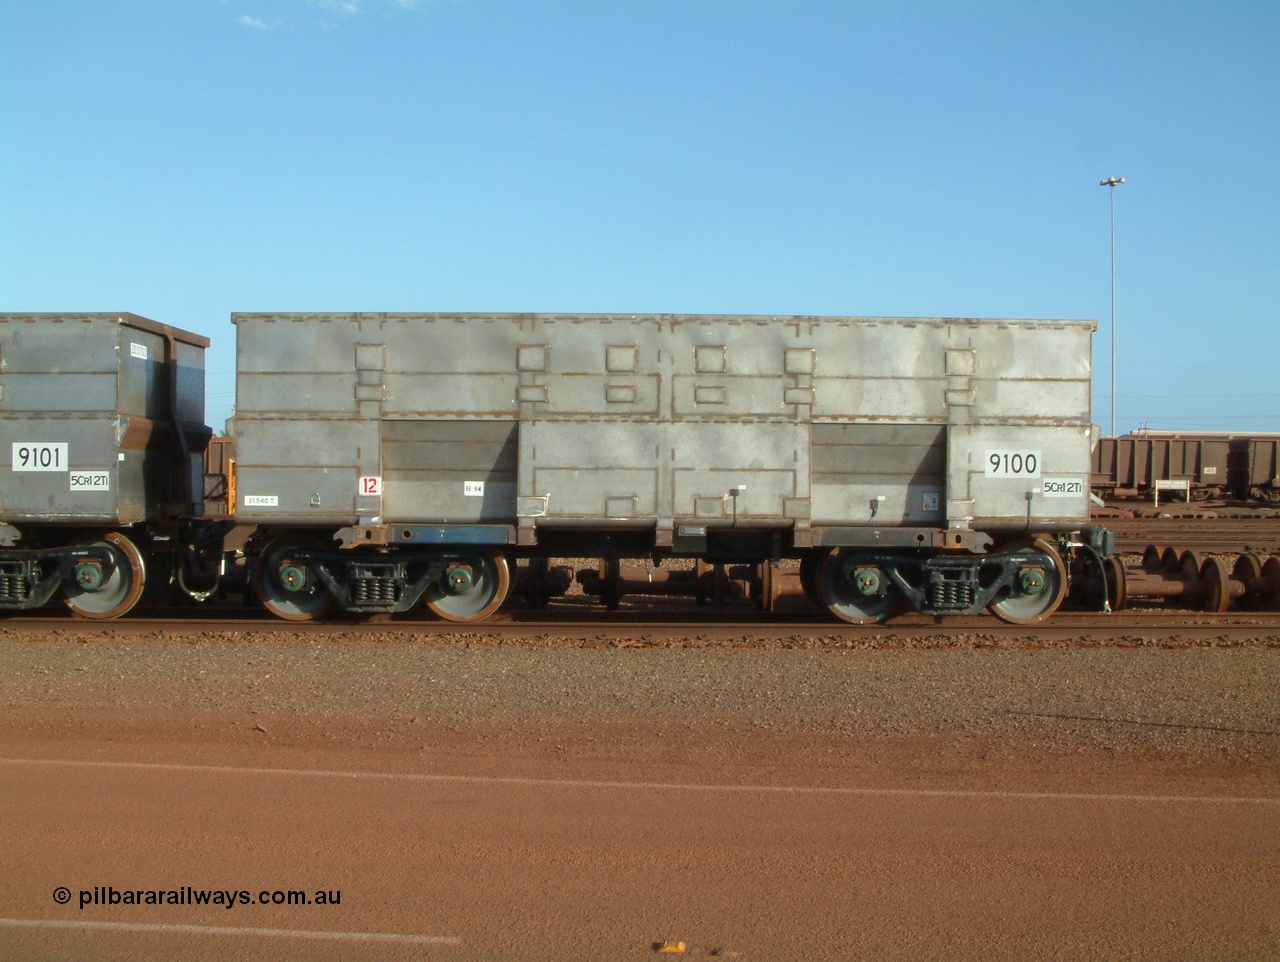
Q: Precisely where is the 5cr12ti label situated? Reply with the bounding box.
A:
[70,471,111,491]
[1042,477,1085,498]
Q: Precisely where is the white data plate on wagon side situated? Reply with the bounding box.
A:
[69,471,111,491]
[12,443,68,472]
[1041,477,1085,498]
[984,450,1041,478]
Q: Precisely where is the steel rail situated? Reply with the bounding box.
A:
[5,608,1280,642]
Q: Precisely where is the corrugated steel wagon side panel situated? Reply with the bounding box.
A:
[942,321,1094,532]
[0,313,208,525]
[230,313,1094,537]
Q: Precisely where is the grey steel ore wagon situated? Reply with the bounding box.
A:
[0,313,210,618]
[232,312,1102,624]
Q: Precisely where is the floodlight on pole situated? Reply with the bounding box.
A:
[1099,175,1125,437]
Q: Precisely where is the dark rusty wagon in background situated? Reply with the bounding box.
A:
[1091,431,1280,504]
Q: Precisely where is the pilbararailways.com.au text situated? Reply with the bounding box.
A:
[70,886,341,910]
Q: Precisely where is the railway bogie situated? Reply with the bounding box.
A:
[249,532,511,623]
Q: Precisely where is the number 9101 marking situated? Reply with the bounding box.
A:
[985,450,1040,478]
[12,443,68,472]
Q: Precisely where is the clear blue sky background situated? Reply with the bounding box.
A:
[3,0,1277,435]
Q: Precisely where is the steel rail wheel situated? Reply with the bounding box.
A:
[799,553,823,608]
[252,536,336,622]
[1198,557,1231,613]
[1262,557,1280,611]
[425,549,510,623]
[1233,554,1265,611]
[1102,555,1128,611]
[815,548,899,624]
[987,538,1068,625]
[61,531,147,620]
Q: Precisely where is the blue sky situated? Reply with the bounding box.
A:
[2,0,1277,434]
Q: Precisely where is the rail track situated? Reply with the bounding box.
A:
[6,602,1280,647]
[5,550,1280,628]
[1101,514,1280,553]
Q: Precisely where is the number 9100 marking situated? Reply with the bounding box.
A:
[985,450,1040,478]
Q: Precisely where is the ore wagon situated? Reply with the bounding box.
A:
[0,313,210,617]
[232,312,1100,624]
[1091,431,1280,503]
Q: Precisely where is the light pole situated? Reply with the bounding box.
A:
[1100,175,1124,437]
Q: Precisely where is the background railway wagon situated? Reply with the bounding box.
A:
[1091,432,1280,503]
[232,312,1097,624]
[1244,437,1280,502]
[0,313,210,617]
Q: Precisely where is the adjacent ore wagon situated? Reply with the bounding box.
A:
[0,313,210,618]
[233,312,1102,624]
[1091,431,1280,504]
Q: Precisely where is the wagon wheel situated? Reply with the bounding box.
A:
[987,538,1068,625]
[61,531,146,620]
[1197,557,1231,614]
[252,536,336,622]
[815,548,900,624]
[799,553,823,609]
[1102,555,1128,612]
[1232,554,1264,611]
[1261,557,1280,612]
[425,549,510,623]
